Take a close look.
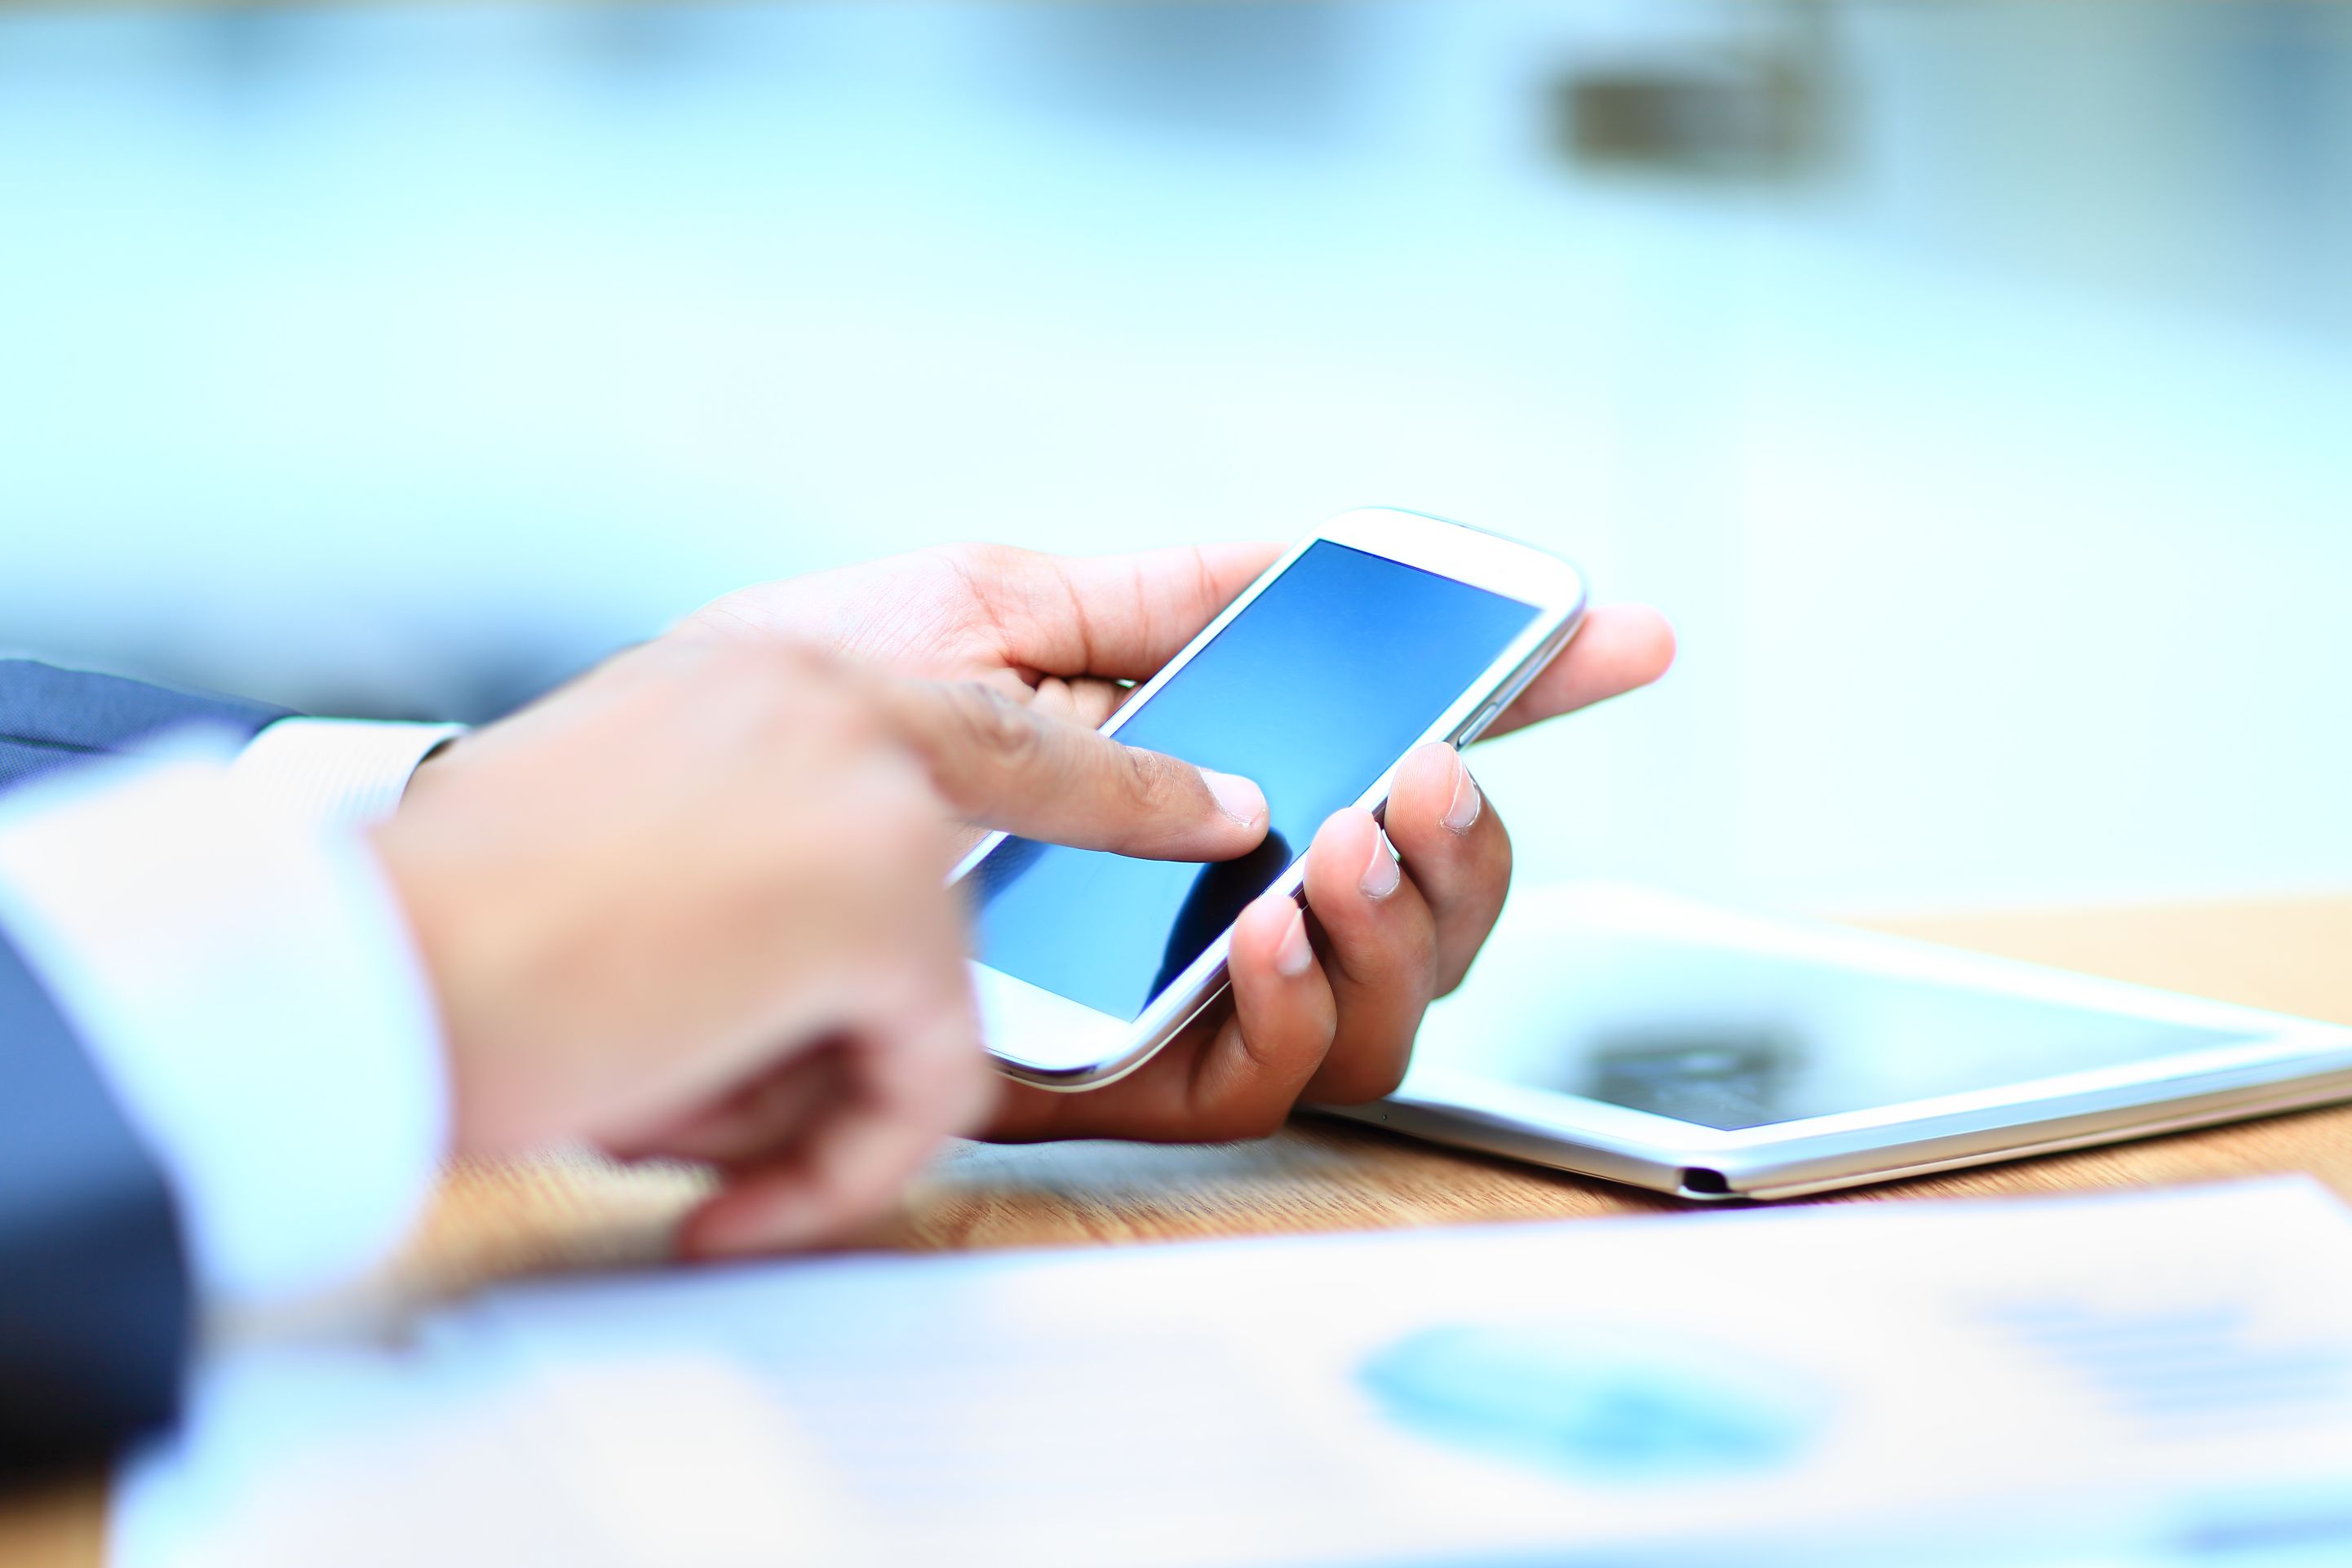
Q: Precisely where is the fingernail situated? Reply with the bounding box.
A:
[1274,906,1313,977]
[1442,752,1483,834]
[1360,827,1402,899]
[1201,768,1266,829]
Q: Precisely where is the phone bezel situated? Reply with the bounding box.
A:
[953,507,1590,1090]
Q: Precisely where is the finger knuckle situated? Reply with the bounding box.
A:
[953,680,1045,766]
[1123,748,1184,816]
[927,541,1038,609]
[1404,914,1441,978]
[932,540,1032,579]
[1352,909,1437,993]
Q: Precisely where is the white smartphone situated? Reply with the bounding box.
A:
[951,507,1590,1090]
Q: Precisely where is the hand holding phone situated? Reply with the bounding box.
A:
[680,516,1674,1147]
[957,509,1596,1092]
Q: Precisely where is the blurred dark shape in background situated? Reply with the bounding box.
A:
[1558,6,1836,181]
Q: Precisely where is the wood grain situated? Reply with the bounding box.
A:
[844,893,2352,1259]
[6,893,2347,1565]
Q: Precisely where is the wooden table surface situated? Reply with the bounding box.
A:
[7,893,2350,1565]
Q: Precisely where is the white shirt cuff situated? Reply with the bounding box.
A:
[231,717,464,832]
[0,740,448,1307]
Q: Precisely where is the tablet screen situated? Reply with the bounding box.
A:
[1416,901,2248,1130]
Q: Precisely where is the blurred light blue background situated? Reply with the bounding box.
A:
[2,0,2346,913]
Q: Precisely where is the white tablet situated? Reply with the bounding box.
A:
[1329,884,2352,1200]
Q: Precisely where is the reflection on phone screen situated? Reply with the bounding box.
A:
[970,542,1537,1021]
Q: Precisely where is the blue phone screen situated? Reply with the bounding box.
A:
[968,541,1539,1021]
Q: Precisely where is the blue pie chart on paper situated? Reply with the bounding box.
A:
[1359,1324,1825,1483]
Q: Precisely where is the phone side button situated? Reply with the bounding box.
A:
[1456,701,1505,745]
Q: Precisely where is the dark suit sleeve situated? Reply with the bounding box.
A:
[0,659,285,1482]
[0,658,289,795]
[0,931,192,1484]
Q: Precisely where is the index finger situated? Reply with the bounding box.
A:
[879,676,1271,862]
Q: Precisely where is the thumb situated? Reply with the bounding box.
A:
[876,676,1268,862]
